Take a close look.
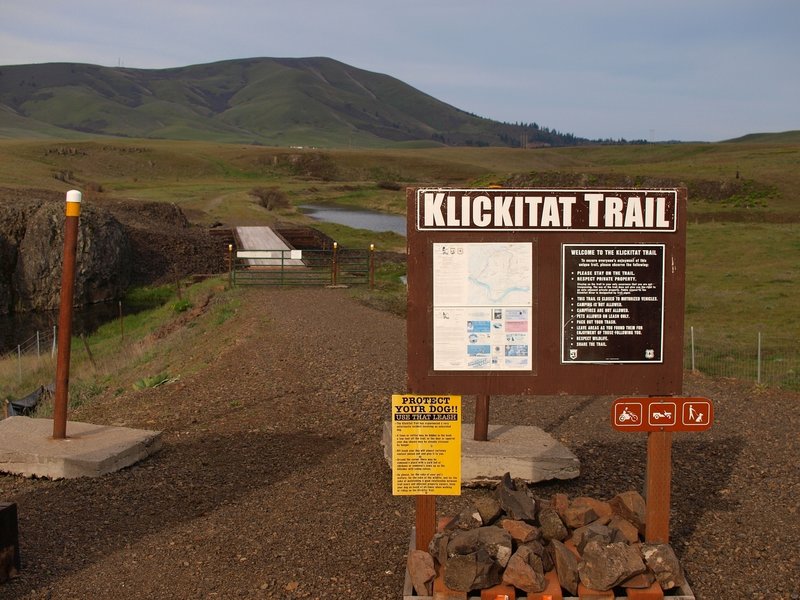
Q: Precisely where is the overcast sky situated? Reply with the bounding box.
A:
[1,0,798,142]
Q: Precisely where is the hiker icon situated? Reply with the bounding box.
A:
[682,400,712,426]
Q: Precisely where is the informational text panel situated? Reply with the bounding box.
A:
[562,244,665,363]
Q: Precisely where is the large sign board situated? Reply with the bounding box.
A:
[406,188,687,396]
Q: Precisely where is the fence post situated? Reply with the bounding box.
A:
[690,326,696,372]
[51,325,57,358]
[757,332,762,385]
[331,242,338,286]
[227,244,234,289]
[369,243,375,290]
[36,331,41,360]
[17,345,21,383]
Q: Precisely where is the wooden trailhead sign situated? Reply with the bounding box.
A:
[403,186,697,560]
[406,187,687,397]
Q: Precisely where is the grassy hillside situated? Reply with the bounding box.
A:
[0,58,585,148]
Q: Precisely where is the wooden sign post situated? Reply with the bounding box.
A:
[612,395,713,541]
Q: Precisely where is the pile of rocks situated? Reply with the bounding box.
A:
[407,473,685,597]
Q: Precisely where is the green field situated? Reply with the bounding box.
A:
[1,135,798,388]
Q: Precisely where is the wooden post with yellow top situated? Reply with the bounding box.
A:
[52,190,82,440]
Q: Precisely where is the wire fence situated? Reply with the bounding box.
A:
[684,326,799,390]
[0,327,57,391]
[1,327,57,363]
[3,323,799,391]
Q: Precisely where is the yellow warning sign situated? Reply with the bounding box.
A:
[391,394,461,496]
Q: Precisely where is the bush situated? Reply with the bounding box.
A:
[250,186,290,210]
[376,180,402,191]
[172,299,192,313]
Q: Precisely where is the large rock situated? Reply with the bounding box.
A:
[447,527,513,568]
[500,518,540,543]
[642,543,686,590]
[502,545,546,593]
[549,540,580,596]
[608,515,640,544]
[407,550,435,596]
[473,496,503,526]
[0,196,131,313]
[609,491,647,535]
[578,540,647,591]
[444,553,478,591]
[538,507,568,542]
[494,472,537,522]
[571,522,613,554]
[445,506,483,531]
[444,549,502,592]
[13,202,131,311]
[0,190,225,315]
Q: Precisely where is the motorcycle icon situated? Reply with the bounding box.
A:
[618,407,639,423]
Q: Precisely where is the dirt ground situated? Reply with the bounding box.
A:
[1,287,799,599]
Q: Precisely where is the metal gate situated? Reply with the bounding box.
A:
[231,248,373,287]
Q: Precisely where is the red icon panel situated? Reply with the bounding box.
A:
[612,397,713,432]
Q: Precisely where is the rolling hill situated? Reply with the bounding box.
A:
[0,57,587,148]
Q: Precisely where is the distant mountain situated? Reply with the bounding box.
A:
[723,130,800,143]
[0,57,588,148]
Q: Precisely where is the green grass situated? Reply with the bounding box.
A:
[0,277,235,403]
[686,222,799,333]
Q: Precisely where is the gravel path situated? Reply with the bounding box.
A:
[2,287,798,599]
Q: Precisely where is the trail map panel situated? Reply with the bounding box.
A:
[433,242,533,371]
[562,244,665,363]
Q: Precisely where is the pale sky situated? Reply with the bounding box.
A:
[1,0,798,142]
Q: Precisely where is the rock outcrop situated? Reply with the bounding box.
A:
[0,195,130,313]
[0,189,226,314]
[11,201,131,312]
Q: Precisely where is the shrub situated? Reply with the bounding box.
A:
[376,180,402,191]
[249,186,290,210]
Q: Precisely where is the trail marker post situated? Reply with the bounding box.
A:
[53,190,82,440]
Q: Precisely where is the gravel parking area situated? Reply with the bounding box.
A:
[2,287,798,599]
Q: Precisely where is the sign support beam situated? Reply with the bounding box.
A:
[474,395,489,441]
[415,495,436,552]
[645,430,672,543]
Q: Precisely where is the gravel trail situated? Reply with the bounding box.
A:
[2,287,798,599]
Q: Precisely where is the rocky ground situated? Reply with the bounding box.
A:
[1,286,799,599]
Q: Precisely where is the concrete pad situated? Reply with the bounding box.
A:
[382,422,579,485]
[0,417,162,479]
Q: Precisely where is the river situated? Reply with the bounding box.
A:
[0,302,125,357]
[299,204,407,236]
